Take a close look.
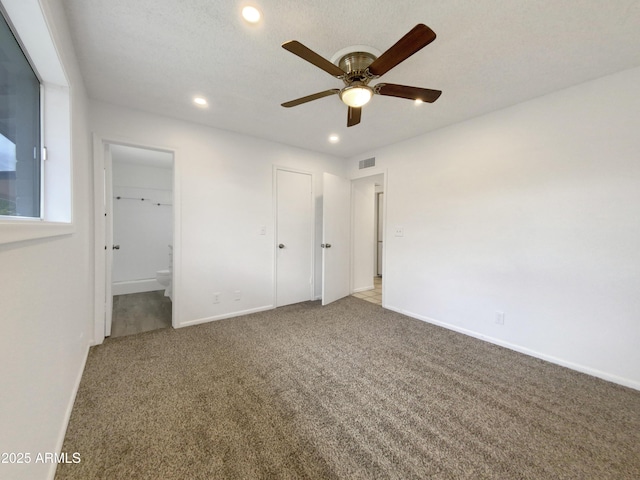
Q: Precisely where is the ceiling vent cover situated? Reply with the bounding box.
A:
[359,157,376,169]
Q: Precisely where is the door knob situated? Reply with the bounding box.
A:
[278,244,285,249]
[325,243,332,248]
[113,245,120,250]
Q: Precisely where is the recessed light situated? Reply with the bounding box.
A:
[242,6,261,24]
[328,134,340,143]
[414,99,423,105]
[193,97,208,107]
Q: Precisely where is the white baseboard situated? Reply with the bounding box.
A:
[177,305,275,328]
[401,309,640,392]
[48,342,90,480]
[112,278,163,295]
[352,285,374,293]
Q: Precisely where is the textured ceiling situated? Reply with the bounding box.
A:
[61,0,640,158]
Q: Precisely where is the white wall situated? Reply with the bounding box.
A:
[90,100,347,329]
[112,161,173,292]
[0,1,93,479]
[348,67,640,389]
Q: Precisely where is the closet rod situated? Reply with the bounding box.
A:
[114,196,172,206]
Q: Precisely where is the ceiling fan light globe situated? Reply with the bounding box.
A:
[340,86,373,108]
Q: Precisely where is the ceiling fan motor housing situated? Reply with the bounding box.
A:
[338,51,377,83]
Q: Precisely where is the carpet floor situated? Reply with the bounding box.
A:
[56,297,640,479]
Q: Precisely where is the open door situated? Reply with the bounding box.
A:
[104,144,114,336]
[322,172,351,305]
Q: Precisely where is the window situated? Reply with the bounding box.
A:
[0,0,72,245]
[0,8,41,218]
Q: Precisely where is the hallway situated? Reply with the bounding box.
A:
[351,276,382,305]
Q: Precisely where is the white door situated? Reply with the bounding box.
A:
[276,169,313,306]
[104,144,114,336]
[322,172,351,305]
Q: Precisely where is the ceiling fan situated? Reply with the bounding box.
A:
[281,24,442,127]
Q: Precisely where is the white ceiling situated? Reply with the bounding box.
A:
[61,0,640,158]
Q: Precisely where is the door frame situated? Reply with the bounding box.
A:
[375,191,384,277]
[349,170,387,307]
[92,134,181,345]
[272,165,315,307]
[103,143,113,336]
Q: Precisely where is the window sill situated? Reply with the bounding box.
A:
[0,221,74,245]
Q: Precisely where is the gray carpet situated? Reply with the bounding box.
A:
[57,297,640,479]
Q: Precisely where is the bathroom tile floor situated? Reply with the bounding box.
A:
[351,276,382,305]
[111,290,172,338]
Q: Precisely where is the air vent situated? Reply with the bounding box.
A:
[359,157,376,169]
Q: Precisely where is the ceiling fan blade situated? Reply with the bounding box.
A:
[368,24,436,77]
[282,41,345,78]
[281,89,340,108]
[376,83,442,103]
[347,106,361,127]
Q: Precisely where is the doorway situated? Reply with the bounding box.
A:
[94,138,177,343]
[350,173,384,306]
[109,145,174,337]
[319,171,385,307]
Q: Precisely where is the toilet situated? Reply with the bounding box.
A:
[156,245,173,300]
[156,269,172,297]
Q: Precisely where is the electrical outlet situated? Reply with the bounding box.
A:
[213,292,221,304]
[394,226,404,237]
[234,290,241,301]
[495,311,505,325]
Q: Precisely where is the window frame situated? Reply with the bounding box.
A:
[0,9,44,219]
[0,0,73,244]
